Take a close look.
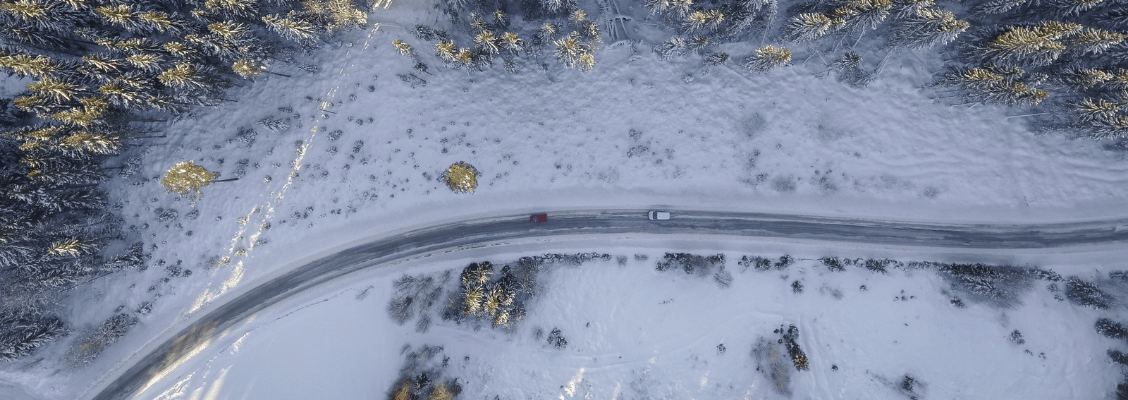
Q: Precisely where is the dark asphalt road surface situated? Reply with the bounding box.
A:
[88,209,1128,399]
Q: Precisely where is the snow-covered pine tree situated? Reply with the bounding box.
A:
[500,32,522,54]
[1048,66,1113,90]
[704,51,729,66]
[970,21,1082,68]
[1050,0,1106,17]
[891,0,933,19]
[742,44,791,72]
[887,8,968,49]
[655,36,689,59]
[783,13,836,43]
[1067,27,1126,55]
[0,312,66,361]
[262,12,320,44]
[5,181,106,211]
[970,0,1027,17]
[837,0,892,41]
[934,66,1049,105]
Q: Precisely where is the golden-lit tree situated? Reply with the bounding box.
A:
[442,161,478,193]
[743,45,792,72]
[161,161,236,200]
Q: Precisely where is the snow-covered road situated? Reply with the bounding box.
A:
[87,209,1128,400]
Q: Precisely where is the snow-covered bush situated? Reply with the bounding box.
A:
[864,258,901,274]
[386,273,445,328]
[655,252,726,276]
[65,313,137,367]
[547,327,568,348]
[1065,276,1113,309]
[739,255,773,271]
[752,336,793,396]
[1096,318,1128,342]
[935,263,1040,308]
[388,345,462,400]
[819,257,846,272]
[0,312,67,362]
[780,324,809,371]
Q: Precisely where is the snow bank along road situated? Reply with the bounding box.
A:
[88,209,1128,400]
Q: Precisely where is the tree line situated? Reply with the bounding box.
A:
[0,0,369,363]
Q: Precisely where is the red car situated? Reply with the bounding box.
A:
[530,213,547,223]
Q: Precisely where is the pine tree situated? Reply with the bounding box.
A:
[1051,0,1106,17]
[475,31,500,55]
[783,13,835,42]
[500,32,522,54]
[742,45,791,72]
[887,8,968,49]
[1070,97,1119,123]
[892,0,933,19]
[840,0,892,34]
[970,0,1026,17]
[160,160,223,200]
[555,32,592,69]
[157,62,208,90]
[0,313,66,361]
[935,67,1049,105]
[26,76,82,103]
[262,12,319,44]
[0,51,58,78]
[686,10,725,32]
[204,0,260,19]
[973,21,1081,67]
[392,39,414,57]
[1049,67,1113,89]
[232,58,262,78]
[1067,27,1126,55]
[59,129,119,156]
[654,36,687,59]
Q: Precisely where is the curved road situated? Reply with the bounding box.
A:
[88,209,1128,399]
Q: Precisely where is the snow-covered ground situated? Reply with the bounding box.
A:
[3,1,1128,399]
[121,245,1126,400]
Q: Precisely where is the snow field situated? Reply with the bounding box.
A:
[132,245,1121,400]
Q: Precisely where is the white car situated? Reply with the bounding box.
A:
[648,211,671,220]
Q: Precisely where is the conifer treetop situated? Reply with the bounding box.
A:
[161,161,218,199]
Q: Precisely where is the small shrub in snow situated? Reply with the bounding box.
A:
[775,255,794,269]
[1065,277,1113,309]
[820,257,845,272]
[155,208,178,222]
[547,327,568,348]
[864,258,901,274]
[740,255,772,271]
[792,280,804,294]
[1009,330,1025,345]
[656,253,726,276]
